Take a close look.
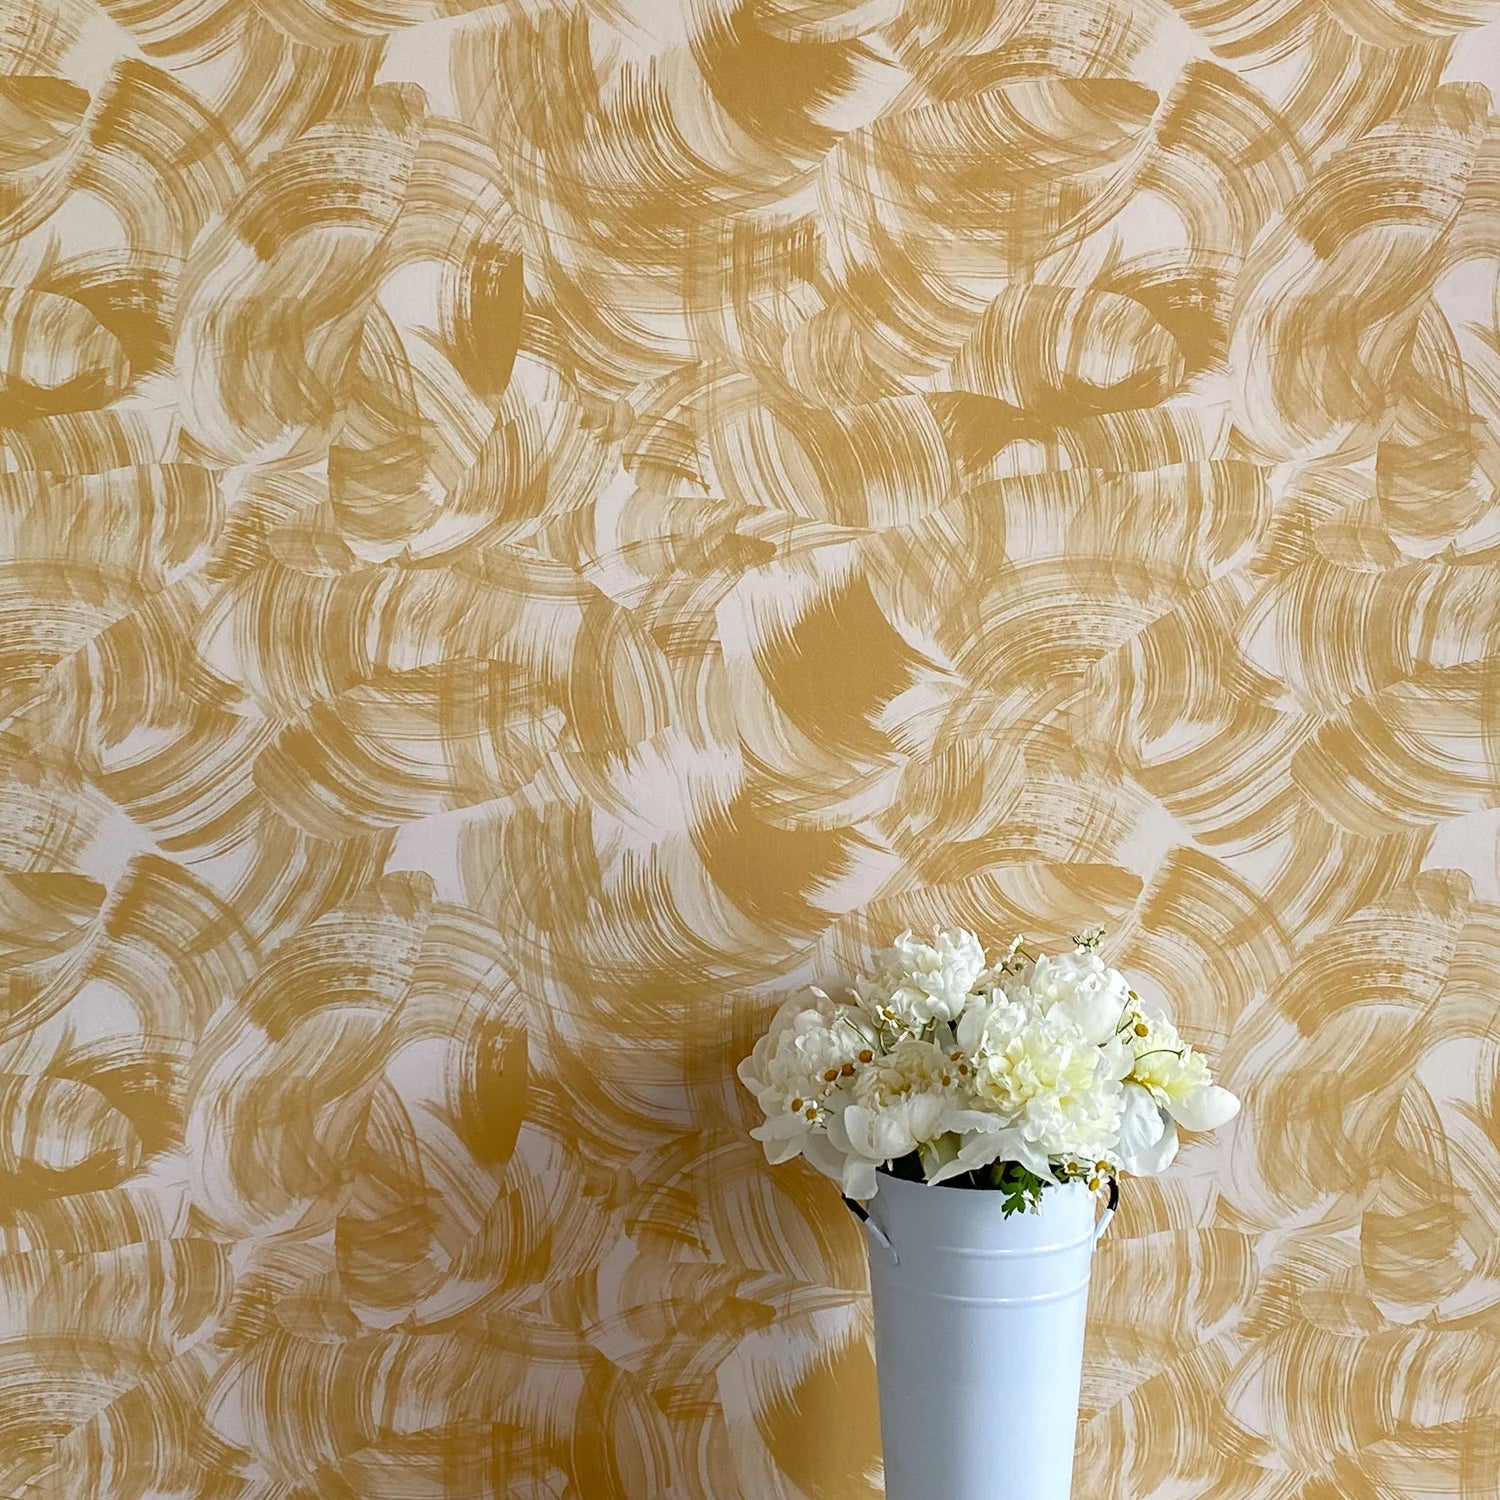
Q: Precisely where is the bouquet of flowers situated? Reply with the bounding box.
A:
[738,925,1239,1211]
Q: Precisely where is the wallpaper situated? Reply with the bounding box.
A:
[2,0,1500,1494]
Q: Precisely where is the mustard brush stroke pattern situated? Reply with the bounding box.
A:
[2,0,1500,1493]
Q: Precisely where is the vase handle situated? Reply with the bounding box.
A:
[843,1195,898,1262]
[1093,1177,1120,1243]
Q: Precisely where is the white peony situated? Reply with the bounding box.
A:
[736,989,874,1171]
[1001,949,1133,1046]
[1126,1011,1240,1131]
[738,926,1240,1202]
[826,1039,961,1197]
[1114,1009,1238,1174]
[951,995,1124,1180]
[858,927,988,1030]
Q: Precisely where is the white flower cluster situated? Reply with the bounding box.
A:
[738,927,1239,1201]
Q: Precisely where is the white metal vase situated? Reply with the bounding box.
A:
[847,1171,1116,1500]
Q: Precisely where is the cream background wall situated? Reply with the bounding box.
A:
[2,0,1500,1494]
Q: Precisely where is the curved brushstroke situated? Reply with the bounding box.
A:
[1,0,1500,1493]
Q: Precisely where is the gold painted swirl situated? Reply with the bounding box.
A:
[1,0,1498,1492]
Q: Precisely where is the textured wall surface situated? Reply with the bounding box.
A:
[3,0,1500,1494]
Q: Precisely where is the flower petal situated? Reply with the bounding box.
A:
[1119,1113,1179,1176]
[1118,1082,1166,1152]
[842,1154,878,1198]
[801,1130,848,1183]
[1170,1083,1240,1132]
[842,1103,874,1156]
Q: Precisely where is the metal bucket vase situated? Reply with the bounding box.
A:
[848,1173,1116,1500]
